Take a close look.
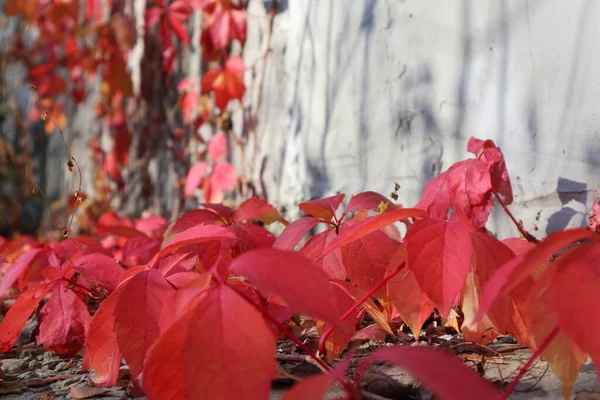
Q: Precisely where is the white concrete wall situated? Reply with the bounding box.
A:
[244,0,600,239]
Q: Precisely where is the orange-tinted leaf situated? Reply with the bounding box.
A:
[143,284,276,400]
[361,346,502,400]
[528,266,586,399]
[331,280,393,335]
[274,217,321,250]
[233,197,286,225]
[342,191,398,217]
[229,248,342,328]
[385,247,434,339]
[405,218,473,316]
[280,374,334,400]
[0,283,54,352]
[320,208,429,258]
[298,194,345,222]
[38,284,91,356]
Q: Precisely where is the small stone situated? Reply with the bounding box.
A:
[54,362,67,371]
[1,359,28,374]
[28,360,39,369]
[36,355,44,361]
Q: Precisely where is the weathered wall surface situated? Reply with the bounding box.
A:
[244,0,600,239]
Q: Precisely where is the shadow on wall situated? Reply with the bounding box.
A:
[545,177,590,234]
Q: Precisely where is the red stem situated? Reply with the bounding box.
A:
[61,277,104,299]
[318,262,405,355]
[235,287,333,374]
[501,326,559,399]
[493,191,539,244]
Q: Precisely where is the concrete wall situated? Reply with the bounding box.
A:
[244,0,600,239]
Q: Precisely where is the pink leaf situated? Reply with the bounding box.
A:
[72,253,124,291]
[208,133,227,161]
[184,161,209,198]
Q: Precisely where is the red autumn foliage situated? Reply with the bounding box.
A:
[2,137,600,399]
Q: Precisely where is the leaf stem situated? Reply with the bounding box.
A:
[61,277,104,299]
[501,326,559,399]
[493,191,539,244]
[318,262,405,355]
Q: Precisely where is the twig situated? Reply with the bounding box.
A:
[501,326,559,399]
[318,262,405,355]
[493,191,539,244]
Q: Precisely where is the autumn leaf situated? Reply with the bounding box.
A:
[385,246,434,340]
[404,218,473,317]
[143,284,276,400]
[0,283,54,352]
[280,374,335,400]
[298,194,345,222]
[38,283,91,356]
[340,229,399,299]
[229,248,343,328]
[202,0,247,49]
[274,217,321,250]
[320,208,429,258]
[201,57,246,110]
[145,0,192,48]
[113,269,176,376]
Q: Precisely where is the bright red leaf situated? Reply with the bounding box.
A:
[405,218,473,317]
[143,284,276,400]
[229,248,343,328]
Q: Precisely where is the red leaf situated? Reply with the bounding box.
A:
[415,158,494,229]
[83,285,124,387]
[475,228,595,322]
[298,194,345,222]
[122,237,161,267]
[300,230,346,280]
[274,217,321,250]
[184,161,209,198]
[405,218,473,316]
[386,248,434,340]
[320,208,429,258]
[201,59,246,110]
[340,230,399,298]
[316,283,357,362]
[0,247,43,296]
[549,242,600,368]
[210,162,237,192]
[113,269,176,376]
[0,283,54,352]
[143,284,276,400]
[152,224,236,265]
[38,284,91,356]
[280,374,334,400]
[467,137,513,204]
[361,346,502,400]
[208,133,227,161]
[72,253,124,291]
[229,248,342,328]
[342,191,398,217]
[233,197,285,225]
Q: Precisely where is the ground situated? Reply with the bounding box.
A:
[1,333,598,400]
